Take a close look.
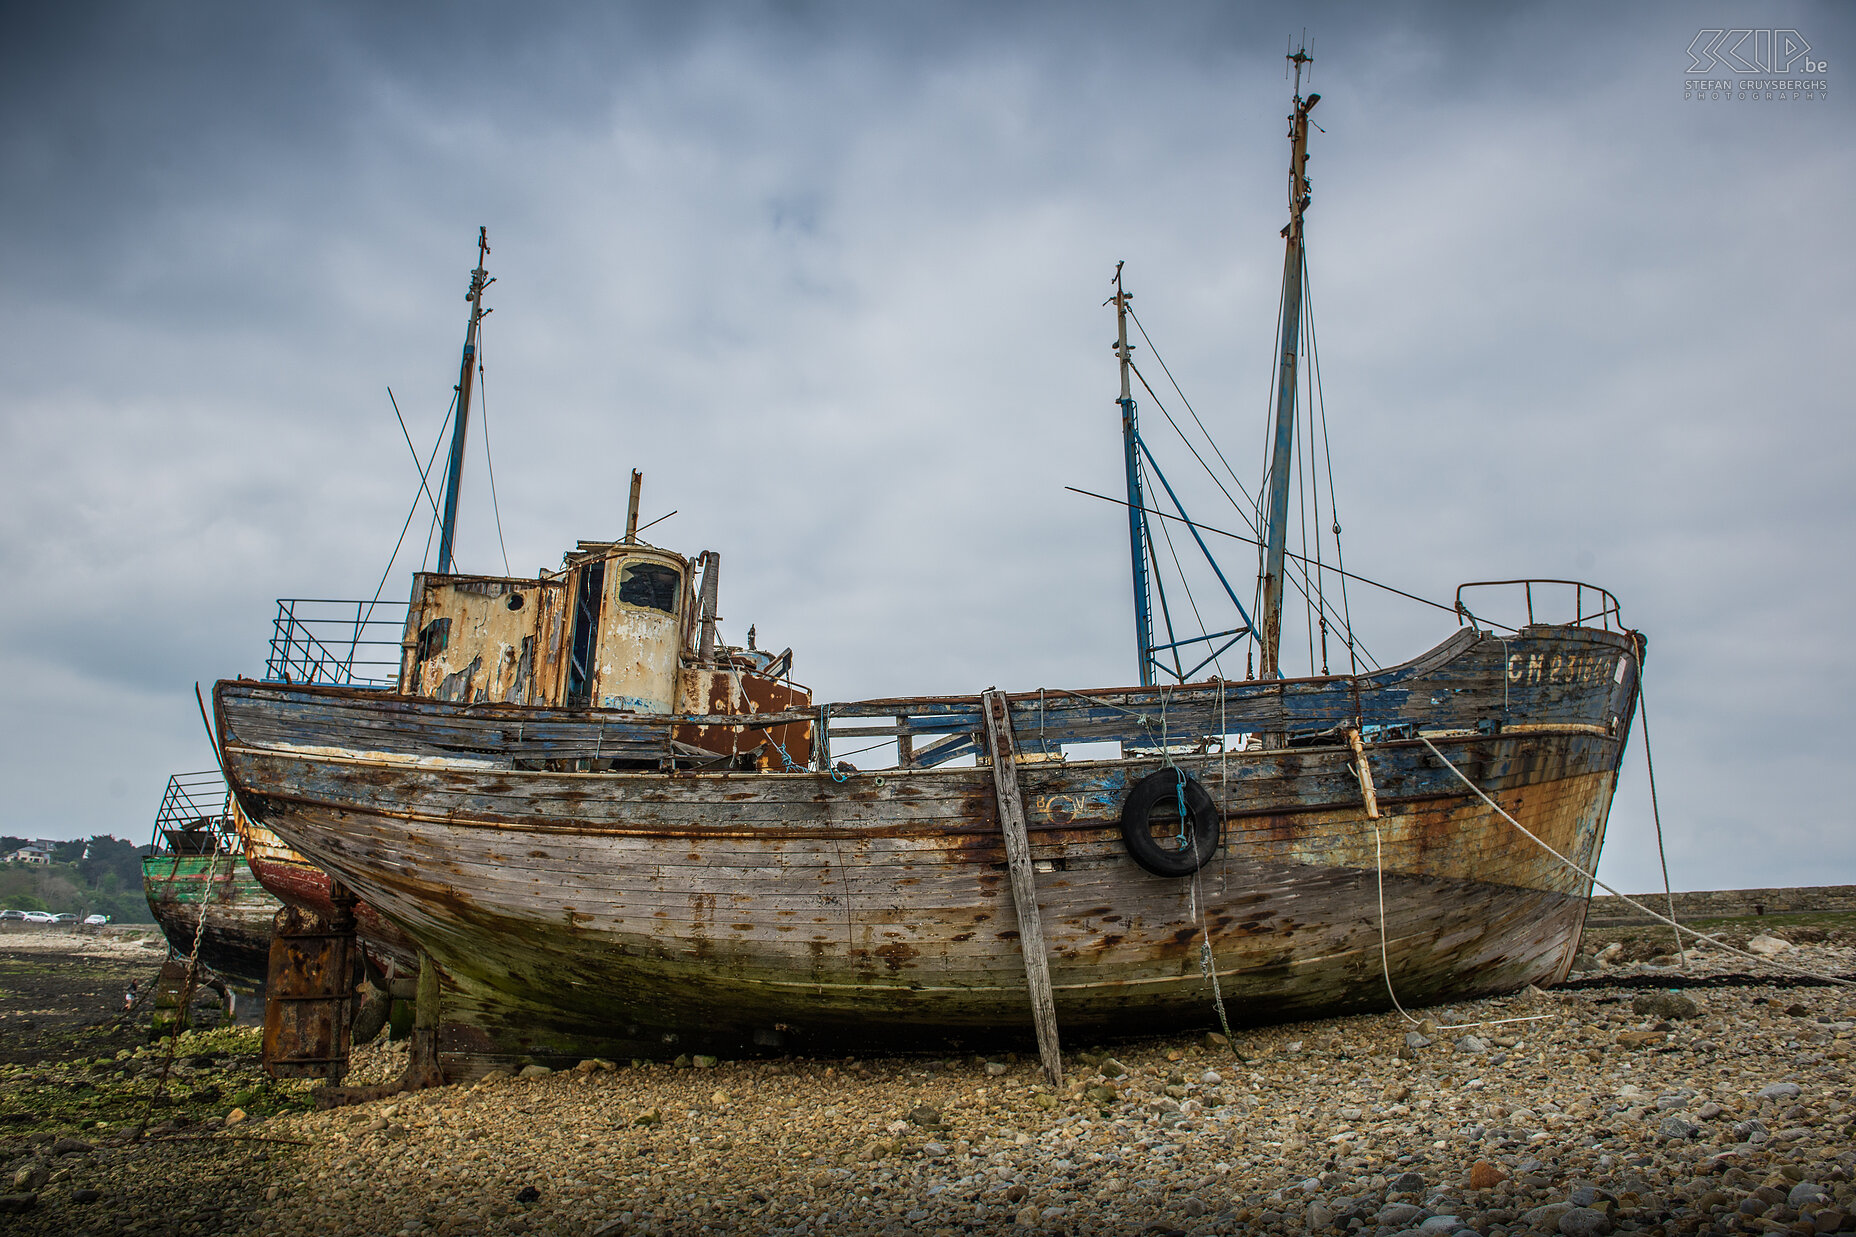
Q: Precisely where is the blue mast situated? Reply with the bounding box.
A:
[1112,264,1155,687]
[435,227,493,575]
[1258,51,1318,678]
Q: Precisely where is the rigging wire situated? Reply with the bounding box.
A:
[388,387,444,524]
[1144,456,1223,680]
[1126,357,1366,666]
[1298,366,1317,676]
[1635,647,1687,966]
[1126,307,1261,518]
[1130,362,1260,537]
[1136,455,1187,682]
[1298,264,1328,676]
[1066,485,1430,630]
[473,323,513,577]
[1119,265,1390,677]
[366,391,457,622]
[1303,257,1359,676]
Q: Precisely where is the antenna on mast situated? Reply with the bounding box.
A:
[435,227,493,575]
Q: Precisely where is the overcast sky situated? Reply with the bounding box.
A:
[2,2,1849,896]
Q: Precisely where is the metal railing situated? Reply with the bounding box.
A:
[1454,579,1623,634]
[265,599,407,687]
[150,771,242,856]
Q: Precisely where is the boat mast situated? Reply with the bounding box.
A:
[1257,51,1318,679]
[1112,263,1155,687]
[436,227,493,575]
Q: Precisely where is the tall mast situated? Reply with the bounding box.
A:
[436,227,493,575]
[1112,263,1155,686]
[1257,50,1319,679]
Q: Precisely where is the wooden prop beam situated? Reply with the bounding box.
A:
[980,689,1063,1085]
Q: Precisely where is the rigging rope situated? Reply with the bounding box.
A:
[363,390,455,629]
[1066,486,1395,665]
[1298,267,1326,675]
[473,324,513,577]
[1122,277,1375,674]
[388,387,444,524]
[1297,355,1317,676]
[1302,258,1360,676]
[1143,455,1221,680]
[1127,306,1261,518]
[1123,363,1369,669]
[1634,639,1686,966]
[1135,456,1187,682]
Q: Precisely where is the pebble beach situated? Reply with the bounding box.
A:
[3,927,1853,1236]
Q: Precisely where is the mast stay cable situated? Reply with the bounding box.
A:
[1122,351,1368,668]
[364,391,457,628]
[1067,484,1435,630]
[1303,258,1360,676]
[474,322,513,577]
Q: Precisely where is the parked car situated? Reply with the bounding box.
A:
[0,909,23,921]
[21,911,54,924]
[83,913,111,925]
[49,913,78,924]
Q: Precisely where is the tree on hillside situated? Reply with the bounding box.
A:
[51,838,85,864]
[79,836,145,889]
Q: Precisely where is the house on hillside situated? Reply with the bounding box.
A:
[6,843,52,865]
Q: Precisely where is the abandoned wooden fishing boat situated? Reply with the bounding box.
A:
[142,771,279,985]
[215,56,1643,1081]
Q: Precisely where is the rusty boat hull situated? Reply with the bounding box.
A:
[217,622,1639,1076]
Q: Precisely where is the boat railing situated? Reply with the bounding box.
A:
[814,695,1247,773]
[1454,579,1623,634]
[265,598,408,688]
[150,771,242,857]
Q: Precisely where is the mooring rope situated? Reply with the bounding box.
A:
[1368,814,1551,1033]
[1634,636,1686,966]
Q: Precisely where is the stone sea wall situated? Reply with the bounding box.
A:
[1585,885,1856,928]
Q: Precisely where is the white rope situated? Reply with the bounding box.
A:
[1369,814,1552,1033]
[1418,735,1855,989]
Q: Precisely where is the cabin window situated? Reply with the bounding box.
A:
[505,592,525,611]
[416,617,451,663]
[565,562,606,707]
[617,562,681,614]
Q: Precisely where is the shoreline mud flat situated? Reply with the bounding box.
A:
[2,926,1853,1236]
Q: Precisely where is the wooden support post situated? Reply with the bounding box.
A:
[1348,728,1380,819]
[980,689,1063,1086]
[403,953,444,1091]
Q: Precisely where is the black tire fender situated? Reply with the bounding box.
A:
[1119,768,1221,877]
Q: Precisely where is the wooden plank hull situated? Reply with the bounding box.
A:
[141,855,281,986]
[217,623,1640,1074]
[234,814,421,975]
